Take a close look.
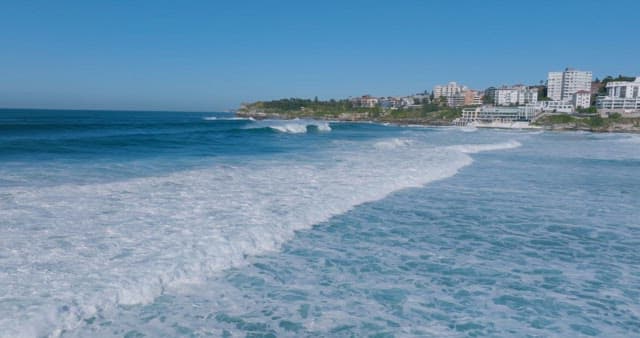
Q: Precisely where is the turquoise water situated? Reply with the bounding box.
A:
[1,109,639,337]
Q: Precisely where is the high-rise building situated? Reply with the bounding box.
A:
[547,72,564,101]
[547,68,593,101]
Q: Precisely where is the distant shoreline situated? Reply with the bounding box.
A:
[236,110,640,134]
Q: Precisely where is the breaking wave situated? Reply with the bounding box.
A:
[447,140,522,154]
[374,138,413,150]
[243,119,332,133]
[0,137,522,337]
[203,116,255,121]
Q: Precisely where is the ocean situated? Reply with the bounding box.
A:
[0,109,639,337]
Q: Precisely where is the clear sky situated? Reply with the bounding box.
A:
[1,0,638,112]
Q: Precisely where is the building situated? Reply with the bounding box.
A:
[547,72,564,101]
[400,96,419,108]
[433,82,468,99]
[596,77,640,115]
[547,68,593,101]
[488,87,518,105]
[377,97,394,109]
[537,101,574,113]
[351,95,379,108]
[487,85,538,106]
[447,94,465,108]
[459,105,538,124]
[411,92,430,105]
[464,90,482,106]
[573,90,591,109]
[447,90,482,108]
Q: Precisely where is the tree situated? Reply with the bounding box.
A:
[421,102,440,113]
[483,94,494,104]
[577,106,597,114]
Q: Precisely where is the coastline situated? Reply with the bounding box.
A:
[236,110,640,133]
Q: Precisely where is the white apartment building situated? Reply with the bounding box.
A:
[573,90,591,109]
[537,101,574,113]
[547,72,563,102]
[460,105,538,123]
[487,86,538,106]
[493,88,519,105]
[433,82,468,98]
[547,68,593,101]
[596,77,640,114]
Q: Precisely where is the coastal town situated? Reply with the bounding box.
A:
[239,68,640,132]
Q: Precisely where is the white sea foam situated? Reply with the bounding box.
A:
[247,119,332,133]
[617,135,640,144]
[203,116,255,121]
[459,126,478,132]
[269,123,309,133]
[0,137,520,337]
[374,138,413,150]
[447,140,522,154]
[315,122,332,132]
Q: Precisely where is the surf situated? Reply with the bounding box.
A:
[0,131,522,337]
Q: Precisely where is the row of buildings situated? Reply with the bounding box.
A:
[347,68,639,125]
[432,82,483,107]
[349,93,427,109]
[438,68,640,126]
[432,68,594,112]
[543,68,640,115]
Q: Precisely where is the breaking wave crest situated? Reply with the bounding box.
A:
[203,116,255,121]
[447,140,522,154]
[239,119,332,134]
[374,138,413,150]
[268,121,332,133]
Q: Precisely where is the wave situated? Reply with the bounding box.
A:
[616,135,640,144]
[0,138,521,337]
[447,140,522,154]
[374,138,413,150]
[244,119,332,134]
[459,126,478,132]
[203,116,255,121]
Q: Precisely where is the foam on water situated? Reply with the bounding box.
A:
[203,116,254,121]
[240,119,332,133]
[373,138,413,150]
[459,126,478,132]
[0,134,525,337]
[447,140,522,154]
[617,134,640,144]
[269,121,331,133]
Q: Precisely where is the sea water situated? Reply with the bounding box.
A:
[0,110,639,337]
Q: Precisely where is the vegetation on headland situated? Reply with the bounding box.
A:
[534,113,640,132]
[258,98,364,116]
[238,98,462,125]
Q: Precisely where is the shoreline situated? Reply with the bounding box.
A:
[236,111,640,134]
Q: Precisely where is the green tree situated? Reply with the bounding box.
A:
[483,94,494,104]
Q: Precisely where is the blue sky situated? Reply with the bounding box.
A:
[1,0,638,111]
